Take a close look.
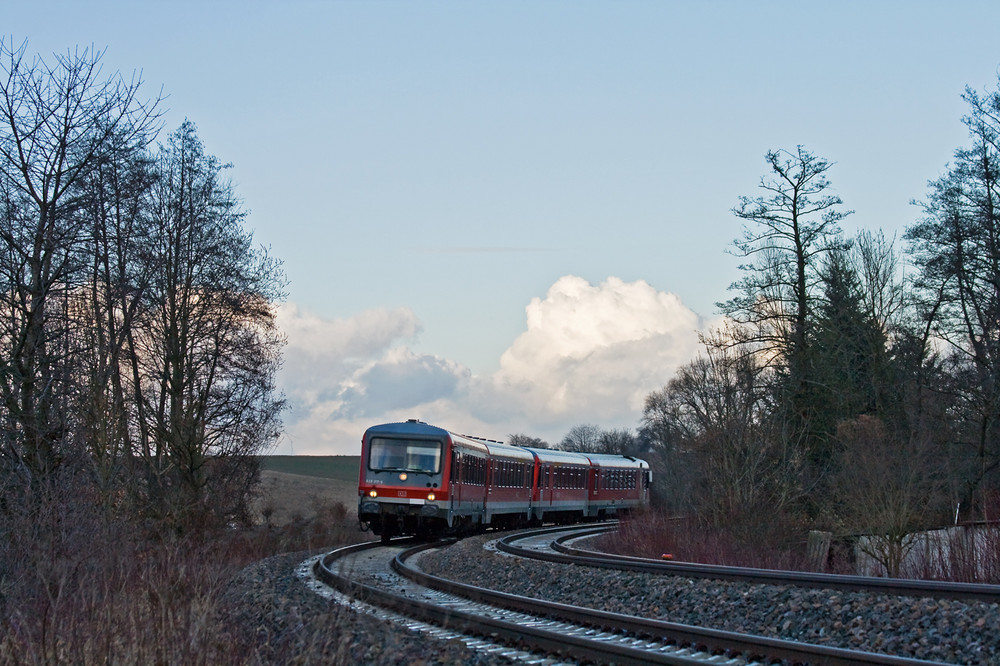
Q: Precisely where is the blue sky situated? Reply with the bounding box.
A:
[10,1,1000,453]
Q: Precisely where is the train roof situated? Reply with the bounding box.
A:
[585,453,649,469]
[364,421,533,460]
[481,441,535,462]
[364,420,450,438]
[523,447,592,466]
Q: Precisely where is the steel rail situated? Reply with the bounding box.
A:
[497,524,1000,603]
[314,540,718,665]
[391,536,948,666]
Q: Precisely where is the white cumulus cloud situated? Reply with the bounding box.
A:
[272,276,704,454]
[493,275,703,427]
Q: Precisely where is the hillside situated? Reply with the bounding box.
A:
[255,456,362,525]
[261,455,360,480]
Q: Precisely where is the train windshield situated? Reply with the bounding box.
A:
[369,437,442,474]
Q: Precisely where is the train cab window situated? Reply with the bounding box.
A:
[369,437,442,474]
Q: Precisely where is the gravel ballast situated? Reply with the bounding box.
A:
[218,550,517,665]
[219,535,998,664]
[417,534,1000,665]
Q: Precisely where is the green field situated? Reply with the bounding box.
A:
[261,455,361,481]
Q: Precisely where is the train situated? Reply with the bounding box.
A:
[357,419,652,542]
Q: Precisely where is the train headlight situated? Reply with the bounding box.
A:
[427,493,436,501]
[368,489,378,498]
[399,472,408,481]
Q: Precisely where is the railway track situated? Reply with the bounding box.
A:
[309,526,957,665]
[504,524,1000,604]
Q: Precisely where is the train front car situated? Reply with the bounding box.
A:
[358,420,451,543]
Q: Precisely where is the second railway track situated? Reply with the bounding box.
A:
[499,524,1000,604]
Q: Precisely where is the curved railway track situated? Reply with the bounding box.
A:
[308,525,967,665]
[505,524,1000,604]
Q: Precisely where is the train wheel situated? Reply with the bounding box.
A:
[380,517,395,545]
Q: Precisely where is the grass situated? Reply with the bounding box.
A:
[261,455,360,481]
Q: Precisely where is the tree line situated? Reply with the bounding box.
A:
[636,75,1000,573]
[0,40,286,531]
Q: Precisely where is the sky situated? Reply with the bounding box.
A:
[9,1,1000,453]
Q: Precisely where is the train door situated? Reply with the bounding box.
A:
[450,450,461,511]
[544,465,552,507]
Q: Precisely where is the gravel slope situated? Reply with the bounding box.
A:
[218,549,518,665]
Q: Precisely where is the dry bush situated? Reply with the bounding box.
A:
[597,509,811,570]
[0,471,367,666]
[832,416,948,577]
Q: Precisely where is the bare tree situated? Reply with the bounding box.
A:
[833,416,946,576]
[559,424,602,452]
[75,130,158,514]
[507,433,550,449]
[906,77,1000,519]
[643,331,798,527]
[853,229,906,335]
[724,146,852,352]
[0,39,161,480]
[129,121,285,526]
[598,428,638,456]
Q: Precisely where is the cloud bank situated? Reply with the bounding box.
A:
[274,276,704,455]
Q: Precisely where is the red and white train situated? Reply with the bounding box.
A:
[357,419,652,542]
